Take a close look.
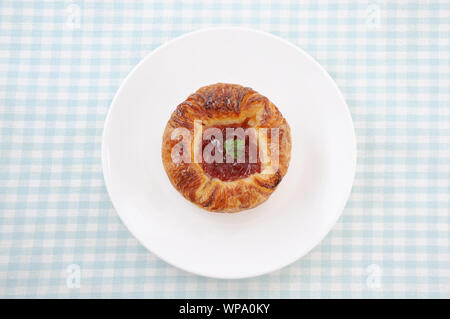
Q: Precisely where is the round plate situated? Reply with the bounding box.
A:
[102,27,356,279]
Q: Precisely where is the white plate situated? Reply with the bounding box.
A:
[102,27,356,279]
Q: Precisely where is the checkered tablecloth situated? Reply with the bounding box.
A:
[0,0,449,298]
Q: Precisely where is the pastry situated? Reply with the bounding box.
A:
[161,83,291,212]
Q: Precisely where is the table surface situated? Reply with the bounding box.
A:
[0,0,449,298]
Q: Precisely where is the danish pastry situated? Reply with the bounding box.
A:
[161,83,291,212]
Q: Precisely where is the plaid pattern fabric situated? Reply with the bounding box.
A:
[0,0,449,298]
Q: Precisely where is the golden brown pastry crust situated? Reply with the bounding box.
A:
[161,83,291,212]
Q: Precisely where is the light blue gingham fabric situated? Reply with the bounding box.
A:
[0,0,449,298]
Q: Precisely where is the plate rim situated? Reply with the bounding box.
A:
[102,26,357,279]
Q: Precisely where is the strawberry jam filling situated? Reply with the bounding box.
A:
[201,125,261,181]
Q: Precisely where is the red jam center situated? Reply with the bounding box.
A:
[201,125,261,181]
